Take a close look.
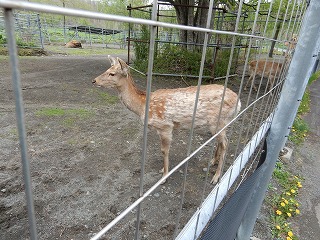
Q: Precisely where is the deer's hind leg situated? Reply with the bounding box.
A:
[210,129,228,184]
[156,126,173,179]
[245,73,254,91]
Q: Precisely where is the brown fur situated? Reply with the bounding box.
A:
[245,60,283,92]
[65,40,82,48]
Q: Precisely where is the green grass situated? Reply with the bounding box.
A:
[308,70,320,85]
[289,71,320,144]
[36,107,94,127]
[97,91,118,104]
[36,107,92,117]
[0,44,127,56]
[269,161,303,240]
[44,45,127,56]
[289,117,309,145]
[89,88,118,105]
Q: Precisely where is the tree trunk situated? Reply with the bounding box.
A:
[269,20,282,58]
[170,0,213,49]
[194,0,209,46]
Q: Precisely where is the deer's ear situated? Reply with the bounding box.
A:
[108,55,117,66]
[117,57,129,75]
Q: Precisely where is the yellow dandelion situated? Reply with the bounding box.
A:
[291,189,296,194]
[288,231,294,237]
[296,209,300,214]
[276,210,282,215]
[284,199,289,204]
[276,225,281,230]
[297,182,302,188]
[286,192,291,196]
[296,203,300,207]
[287,212,292,217]
[281,202,286,207]
[286,237,292,240]
[289,208,293,212]
[284,223,288,227]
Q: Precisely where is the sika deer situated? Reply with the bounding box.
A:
[245,36,297,92]
[92,56,241,184]
[245,60,284,92]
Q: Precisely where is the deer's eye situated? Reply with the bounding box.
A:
[109,73,115,76]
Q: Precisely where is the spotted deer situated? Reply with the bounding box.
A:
[245,36,297,92]
[245,60,284,92]
[92,56,241,184]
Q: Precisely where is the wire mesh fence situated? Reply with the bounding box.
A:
[0,10,43,48]
[1,0,317,240]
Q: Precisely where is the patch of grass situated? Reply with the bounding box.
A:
[308,70,320,85]
[96,91,118,104]
[0,46,47,56]
[297,91,310,114]
[36,107,92,118]
[288,71,320,144]
[36,107,93,118]
[272,162,291,188]
[89,88,119,104]
[0,44,126,56]
[289,117,309,145]
[36,107,94,127]
[44,45,126,56]
[269,161,303,240]
[36,107,65,117]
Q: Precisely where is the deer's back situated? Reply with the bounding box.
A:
[249,60,283,76]
[148,84,240,129]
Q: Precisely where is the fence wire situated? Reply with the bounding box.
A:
[0,0,310,239]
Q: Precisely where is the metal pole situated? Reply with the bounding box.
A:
[134,1,158,239]
[127,4,131,64]
[36,13,44,49]
[312,50,320,74]
[4,8,38,240]
[236,0,320,239]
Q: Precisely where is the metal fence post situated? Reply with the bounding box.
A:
[312,50,320,73]
[236,0,320,239]
[36,13,44,49]
[4,8,38,240]
[134,1,158,239]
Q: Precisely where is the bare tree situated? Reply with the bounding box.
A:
[161,0,212,49]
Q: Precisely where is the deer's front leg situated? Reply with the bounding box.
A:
[244,74,254,91]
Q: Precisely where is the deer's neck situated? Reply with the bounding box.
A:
[116,74,146,117]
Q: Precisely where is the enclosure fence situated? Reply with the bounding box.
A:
[1,0,320,239]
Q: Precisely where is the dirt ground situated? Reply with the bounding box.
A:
[0,54,269,240]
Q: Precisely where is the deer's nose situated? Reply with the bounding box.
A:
[92,79,96,84]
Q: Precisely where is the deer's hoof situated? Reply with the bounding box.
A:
[160,178,167,185]
[210,175,219,185]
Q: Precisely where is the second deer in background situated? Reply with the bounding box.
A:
[245,36,297,92]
